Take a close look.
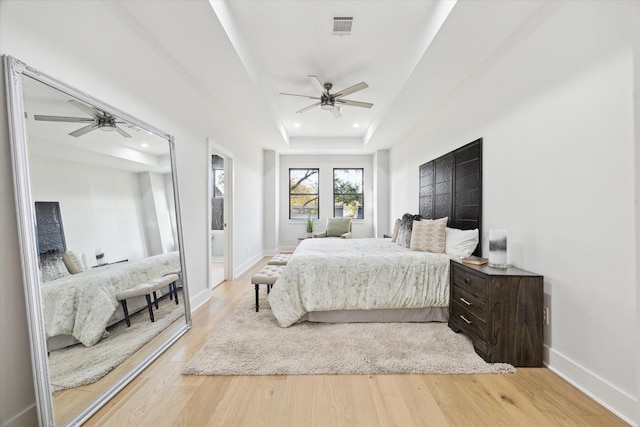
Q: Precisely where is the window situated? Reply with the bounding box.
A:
[289,168,319,219]
[333,168,364,219]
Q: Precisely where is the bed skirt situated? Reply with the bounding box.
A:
[301,306,449,323]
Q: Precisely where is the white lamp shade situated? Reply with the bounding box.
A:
[488,229,508,268]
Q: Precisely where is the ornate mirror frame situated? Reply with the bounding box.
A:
[3,55,191,426]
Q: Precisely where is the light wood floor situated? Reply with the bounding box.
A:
[80,258,628,427]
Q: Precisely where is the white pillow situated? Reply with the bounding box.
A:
[62,251,86,274]
[391,218,400,242]
[445,227,479,258]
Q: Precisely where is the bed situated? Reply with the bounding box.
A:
[269,139,482,327]
[269,238,453,327]
[42,251,180,349]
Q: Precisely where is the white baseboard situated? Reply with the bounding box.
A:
[263,248,279,256]
[233,252,264,279]
[1,403,38,427]
[188,287,211,313]
[545,346,638,426]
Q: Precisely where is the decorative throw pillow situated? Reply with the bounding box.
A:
[62,250,85,274]
[396,213,421,248]
[445,227,479,258]
[391,218,400,242]
[410,217,448,253]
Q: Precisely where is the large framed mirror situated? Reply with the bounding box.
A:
[3,55,191,426]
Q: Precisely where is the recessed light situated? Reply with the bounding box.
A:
[141,143,149,148]
[353,123,360,128]
[294,123,301,128]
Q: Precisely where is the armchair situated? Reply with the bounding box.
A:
[313,217,352,239]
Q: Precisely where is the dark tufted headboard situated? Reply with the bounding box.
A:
[418,138,483,256]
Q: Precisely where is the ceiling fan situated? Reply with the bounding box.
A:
[280,75,373,118]
[33,99,132,138]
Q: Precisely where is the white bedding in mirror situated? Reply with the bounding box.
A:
[42,251,180,347]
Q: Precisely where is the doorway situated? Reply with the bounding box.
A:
[208,139,234,289]
[210,154,225,286]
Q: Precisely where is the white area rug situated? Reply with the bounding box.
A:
[49,293,184,391]
[183,294,515,376]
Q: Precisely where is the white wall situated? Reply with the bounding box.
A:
[0,1,265,425]
[138,171,176,255]
[0,62,39,427]
[633,2,640,425]
[263,150,279,255]
[230,146,265,276]
[278,154,374,251]
[390,2,637,423]
[29,156,148,264]
[373,149,391,238]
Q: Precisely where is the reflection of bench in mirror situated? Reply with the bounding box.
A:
[116,273,180,327]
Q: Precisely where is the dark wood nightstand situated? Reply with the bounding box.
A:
[448,259,544,367]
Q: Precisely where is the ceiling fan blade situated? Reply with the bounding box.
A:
[296,102,321,114]
[33,115,95,123]
[115,126,132,138]
[335,99,373,109]
[331,107,342,118]
[280,92,321,100]
[333,82,368,98]
[69,123,99,137]
[308,75,328,95]
[68,99,104,119]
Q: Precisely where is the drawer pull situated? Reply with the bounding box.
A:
[460,297,472,306]
[464,278,471,285]
[460,315,472,325]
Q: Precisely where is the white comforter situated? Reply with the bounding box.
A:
[268,238,451,327]
[41,252,180,346]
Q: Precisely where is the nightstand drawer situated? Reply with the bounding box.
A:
[451,301,486,340]
[451,285,486,320]
[451,264,488,301]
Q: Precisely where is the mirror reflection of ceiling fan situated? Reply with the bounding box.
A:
[280,75,373,118]
[33,99,132,138]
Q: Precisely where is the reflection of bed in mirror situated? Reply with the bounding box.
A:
[43,252,181,351]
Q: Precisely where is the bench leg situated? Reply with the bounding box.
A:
[121,300,131,327]
[152,291,159,309]
[172,282,179,304]
[145,294,155,322]
[255,284,259,312]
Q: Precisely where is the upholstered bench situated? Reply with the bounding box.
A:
[250,265,283,312]
[116,273,180,327]
[267,253,291,266]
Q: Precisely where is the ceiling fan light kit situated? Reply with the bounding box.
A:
[320,99,334,110]
[280,74,372,118]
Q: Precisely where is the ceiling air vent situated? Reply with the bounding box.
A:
[333,16,353,35]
